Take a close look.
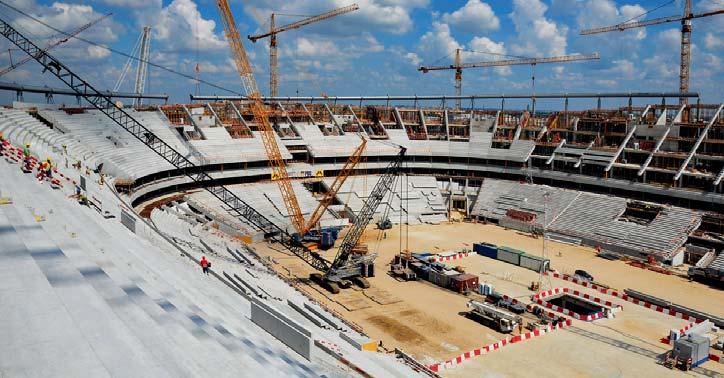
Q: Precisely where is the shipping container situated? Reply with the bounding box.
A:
[474,242,498,259]
[429,269,459,288]
[519,253,550,273]
[428,269,448,288]
[497,246,524,266]
[451,274,479,293]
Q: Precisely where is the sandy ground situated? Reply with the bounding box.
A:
[252,221,724,376]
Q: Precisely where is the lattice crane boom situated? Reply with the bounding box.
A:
[248,4,359,41]
[133,26,151,107]
[580,9,724,35]
[0,12,111,77]
[302,137,367,235]
[247,4,359,96]
[216,0,306,235]
[419,53,600,72]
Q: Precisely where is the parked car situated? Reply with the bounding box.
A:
[574,269,594,282]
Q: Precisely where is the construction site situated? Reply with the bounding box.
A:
[0,0,723,377]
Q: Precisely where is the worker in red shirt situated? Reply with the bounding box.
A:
[200,256,210,275]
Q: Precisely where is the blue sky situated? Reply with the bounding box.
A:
[0,0,722,107]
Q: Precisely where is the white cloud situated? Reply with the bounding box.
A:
[152,0,226,52]
[701,53,721,70]
[417,22,462,61]
[657,28,681,47]
[405,52,421,66]
[595,79,617,87]
[604,59,636,79]
[13,2,119,42]
[87,45,111,59]
[295,38,338,57]
[467,36,511,75]
[576,0,646,40]
[509,0,568,57]
[442,0,499,33]
[704,32,723,50]
[97,0,159,8]
[243,0,428,35]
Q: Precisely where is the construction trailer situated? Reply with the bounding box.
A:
[466,300,522,333]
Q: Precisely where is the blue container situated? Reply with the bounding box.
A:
[474,242,498,259]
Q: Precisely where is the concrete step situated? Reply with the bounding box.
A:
[0,161,321,377]
[0,203,170,378]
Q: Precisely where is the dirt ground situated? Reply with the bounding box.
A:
[252,221,724,375]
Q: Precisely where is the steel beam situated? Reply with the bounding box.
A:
[674,103,724,180]
[0,81,168,101]
[191,92,699,102]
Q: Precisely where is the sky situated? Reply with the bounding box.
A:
[0,0,722,108]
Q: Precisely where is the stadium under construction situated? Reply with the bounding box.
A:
[0,0,723,377]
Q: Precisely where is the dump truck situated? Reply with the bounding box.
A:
[466,300,522,333]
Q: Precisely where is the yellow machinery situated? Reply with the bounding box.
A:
[216,0,366,241]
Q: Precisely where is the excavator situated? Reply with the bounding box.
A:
[0,2,404,294]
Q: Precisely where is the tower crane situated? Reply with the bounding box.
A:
[580,0,724,105]
[247,4,359,97]
[218,0,366,242]
[0,4,401,294]
[0,13,111,77]
[419,51,599,111]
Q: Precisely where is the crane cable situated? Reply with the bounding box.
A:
[620,0,676,24]
[0,0,242,95]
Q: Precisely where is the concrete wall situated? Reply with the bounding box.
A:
[250,298,313,360]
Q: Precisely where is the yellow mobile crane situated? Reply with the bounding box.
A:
[216,0,366,248]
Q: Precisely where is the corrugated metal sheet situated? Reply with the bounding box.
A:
[428,269,453,288]
[519,253,549,273]
[497,246,522,265]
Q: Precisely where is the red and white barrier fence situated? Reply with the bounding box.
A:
[545,272,704,323]
[431,252,470,263]
[531,287,622,322]
[660,320,698,345]
[427,319,573,372]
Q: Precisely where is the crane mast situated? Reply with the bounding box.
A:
[679,0,692,105]
[454,49,462,109]
[216,0,306,234]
